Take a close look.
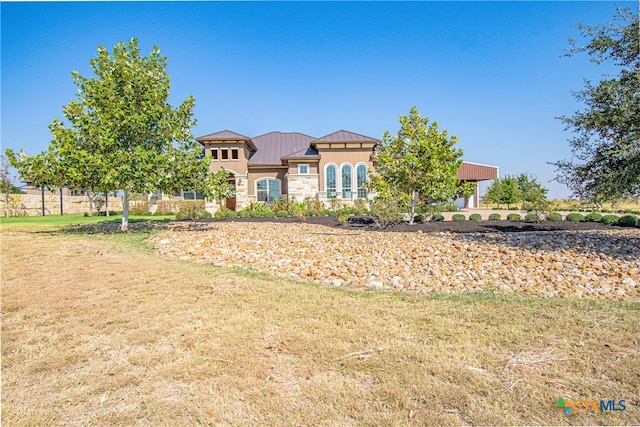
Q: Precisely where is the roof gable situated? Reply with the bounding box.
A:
[313,130,380,144]
[195,129,252,142]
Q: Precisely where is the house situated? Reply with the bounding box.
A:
[195,129,498,210]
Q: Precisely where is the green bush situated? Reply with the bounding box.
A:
[618,215,638,227]
[200,210,212,219]
[226,211,237,218]
[306,209,316,217]
[507,213,521,221]
[601,208,612,213]
[413,214,424,223]
[525,213,539,222]
[566,213,585,222]
[469,213,482,221]
[452,214,466,221]
[264,210,275,218]
[546,212,563,221]
[601,214,620,225]
[213,209,228,219]
[432,214,444,222]
[276,210,288,217]
[584,213,603,222]
[238,210,251,218]
[488,213,501,221]
[129,203,149,216]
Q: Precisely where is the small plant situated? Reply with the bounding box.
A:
[546,212,563,221]
[525,213,539,222]
[431,214,444,222]
[328,198,342,211]
[617,215,638,227]
[353,198,369,215]
[213,208,229,219]
[601,214,620,225]
[200,210,212,219]
[414,214,424,223]
[263,210,275,218]
[238,210,251,218]
[452,214,465,221]
[566,213,585,222]
[337,209,350,225]
[488,213,501,221]
[507,213,521,221]
[226,211,237,218]
[584,213,603,222]
[276,210,288,217]
[469,213,482,221]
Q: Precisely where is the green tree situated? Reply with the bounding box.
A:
[483,176,520,209]
[367,106,473,224]
[516,173,549,215]
[8,38,232,230]
[551,7,639,202]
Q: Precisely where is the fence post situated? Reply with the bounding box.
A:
[41,185,45,216]
[60,188,63,215]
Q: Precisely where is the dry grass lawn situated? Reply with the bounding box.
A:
[1,222,639,425]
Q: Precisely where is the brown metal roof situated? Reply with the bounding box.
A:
[313,130,380,144]
[195,130,257,151]
[458,162,499,181]
[248,132,316,166]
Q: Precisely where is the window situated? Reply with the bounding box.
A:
[341,164,352,199]
[357,164,367,198]
[326,165,337,199]
[221,149,229,160]
[231,148,239,160]
[211,149,218,160]
[298,164,309,174]
[256,179,280,202]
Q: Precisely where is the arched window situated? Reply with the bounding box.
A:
[341,164,352,199]
[256,178,280,202]
[326,165,337,199]
[356,164,367,198]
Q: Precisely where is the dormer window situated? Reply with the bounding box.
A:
[221,149,229,160]
[211,148,218,160]
[231,148,239,160]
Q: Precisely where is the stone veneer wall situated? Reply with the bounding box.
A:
[1,195,123,217]
[287,174,319,202]
[234,174,249,210]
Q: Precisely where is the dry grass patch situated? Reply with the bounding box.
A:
[1,225,639,425]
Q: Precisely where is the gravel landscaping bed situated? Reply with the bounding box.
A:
[150,220,639,300]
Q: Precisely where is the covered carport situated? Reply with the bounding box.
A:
[455,162,499,209]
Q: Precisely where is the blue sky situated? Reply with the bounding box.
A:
[1,1,633,199]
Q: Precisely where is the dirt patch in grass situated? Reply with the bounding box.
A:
[2,227,639,425]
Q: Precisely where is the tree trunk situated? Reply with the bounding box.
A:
[105,192,109,217]
[409,191,418,224]
[87,191,94,216]
[121,190,129,231]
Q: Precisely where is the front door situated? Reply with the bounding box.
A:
[225,176,237,210]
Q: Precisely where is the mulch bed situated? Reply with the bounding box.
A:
[200,215,629,234]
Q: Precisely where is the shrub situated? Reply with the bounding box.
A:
[226,211,237,218]
[372,206,404,228]
[322,209,333,216]
[566,212,585,222]
[129,202,149,215]
[238,210,251,218]
[469,213,482,221]
[584,213,603,222]
[488,213,501,220]
[601,214,620,225]
[431,214,445,222]
[337,209,350,225]
[213,209,229,219]
[353,198,369,215]
[546,212,563,221]
[264,210,275,218]
[617,215,638,227]
[200,210,212,219]
[413,214,424,223]
[452,214,466,221]
[507,213,521,221]
[306,209,316,217]
[276,210,288,217]
[525,213,539,222]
